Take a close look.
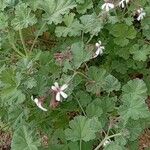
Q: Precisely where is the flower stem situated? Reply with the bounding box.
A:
[94,133,122,150]
[73,93,87,117]
[19,29,27,56]
[80,139,82,150]
[30,22,47,51]
[8,35,25,57]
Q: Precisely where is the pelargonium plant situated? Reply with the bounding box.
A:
[0,0,150,150]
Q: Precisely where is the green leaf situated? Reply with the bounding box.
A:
[125,119,144,141]
[122,79,147,100]
[0,0,8,11]
[65,116,101,142]
[86,66,107,94]
[24,77,37,89]
[110,24,137,46]
[76,0,84,4]
[8,106,29,129]
[119,79,149,121]
[80,13,103,35]
[86,99,103,117]
[103,74,121,93]
[130,44,150,61]
[76,0,93,14]
[11,2,37,30]
[40,0,76,25]
[71,42,92,69]
[0,12,8,30]
[76,91,92,107]
[55,13,83,37]
[11,126,41,150]
[1,88,25,105]
[104,142,125,150]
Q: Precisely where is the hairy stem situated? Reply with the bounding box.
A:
[30,22,47,51]
[94,133,122,150]
[19,29,27,56]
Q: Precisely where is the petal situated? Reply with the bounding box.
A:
[54,82,59,88]
[99,48,103,55]
[60,91,68,99]
[109,3,114,9]
[95,48,100,56]
[37,102,47,111]
[101,3,106,10]
[60,84,68,90]
[95,43,100,47]
[106,5,110,11]
[33,98,47,111]
[33,98,39,103]
[56,92,61,101]
[51,86,57,91]
[137,15,141,21]
[98,41,102,45]
[31,95,34,101]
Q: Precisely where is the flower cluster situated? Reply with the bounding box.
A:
[136,8,146,21]
[32,82,68,111]
[101,0,146,21]
[93,41,105,58]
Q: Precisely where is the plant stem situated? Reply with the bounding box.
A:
[73,93,87,117]
[80,139,82,150]
[9,39,25,57]
[19,29,27,56]
[86,34,94,44]
[30,22,47,51]
[75,71,91,80]
[94,133,122,150]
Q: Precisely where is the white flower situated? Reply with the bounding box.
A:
[51,82,68,101]
[137,8,146,21]
[93,41,105,58]
[31,96,47,111]
[103,139,111,147]
[101,2,114,12]
[119,0,129,8]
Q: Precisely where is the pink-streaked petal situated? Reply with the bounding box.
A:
[37,103,48,111]
[54,82,59,88]
[33,98,47,111]
[60,84,68,90]
[33,98,39,103]
[60,91,68,99]
[51,86,57,91]
[56,92,61,101]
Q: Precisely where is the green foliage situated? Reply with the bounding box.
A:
[119,79,149,121]
[11,126,41,150]
[0,0,150,149]
[40,0,76,25]
[55,13,83,37]
[65,116,101,142]
[110,24,137,46]
[80,13,103,35]
[11,2,37,30]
